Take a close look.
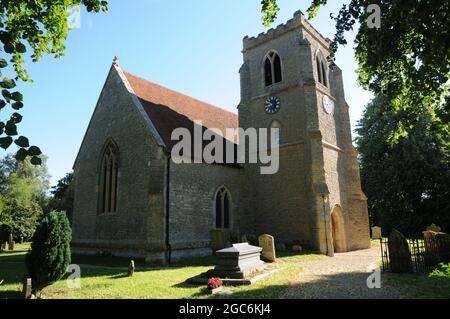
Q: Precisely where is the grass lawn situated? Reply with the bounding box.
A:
[0,243,320,299]
[384,273,450,299]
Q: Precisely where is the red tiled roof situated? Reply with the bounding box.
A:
[124,71,238,151]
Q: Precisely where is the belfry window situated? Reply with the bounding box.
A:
[215,187,231,229]
[316,52,328,87]
[264,52,283,87]
[99,140,119,214]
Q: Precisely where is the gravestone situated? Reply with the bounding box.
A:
[276,243,286,252]
[292,245,303,253]
[435,232,450,264]
[8,241,15,251]
[22,278,32,299]
[207,243,264,279]
[258,234,276,262]
[20,237,24,244]
[128,260,135,277]
[371,226,382,239]
[423,231,441,266]
[242,234,258,247]
[426,224,442,233]
[388,229,413,273]
[8,233,13,248]
[210,230,230,254]
[0,242,6,252]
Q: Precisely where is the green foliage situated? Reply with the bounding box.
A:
[261,0,280,27]
[0,154,50,239]
[261,1,450,138]
[25,211,72,295]
[48,172,74,223]
[0,0,108,161]
[430,263,450,279]
[356,97,450,235]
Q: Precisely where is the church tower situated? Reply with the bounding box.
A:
[238,11,370,254]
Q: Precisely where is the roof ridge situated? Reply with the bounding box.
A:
[123,71,238,119]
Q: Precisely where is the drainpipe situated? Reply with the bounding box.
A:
[165,157,172,264]
[322,194,331,257]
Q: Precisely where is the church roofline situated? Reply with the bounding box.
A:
[72,57,167,170]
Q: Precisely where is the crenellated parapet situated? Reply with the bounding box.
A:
[243,10,331,52]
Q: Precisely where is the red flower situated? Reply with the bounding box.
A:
[207,277,223,290]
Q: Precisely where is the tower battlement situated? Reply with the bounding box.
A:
[243,10,331,52]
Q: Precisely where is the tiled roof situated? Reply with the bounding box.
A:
[124,72,238,152]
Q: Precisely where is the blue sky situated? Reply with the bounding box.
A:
[9,0,372,186]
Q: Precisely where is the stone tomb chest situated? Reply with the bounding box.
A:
[207,243,264,279]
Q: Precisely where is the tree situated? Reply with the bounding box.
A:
[0,154,50,239]
[0,0,108,162]
[48,172,74,223]
[356,96,450,236]
[26,211,72,297]
[261,1,450,139]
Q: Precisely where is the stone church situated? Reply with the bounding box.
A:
[72,11,370,263]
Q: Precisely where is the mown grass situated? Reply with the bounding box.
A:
[0,243,320,299]
[383,273,450,299]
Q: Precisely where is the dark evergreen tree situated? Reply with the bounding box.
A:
[26,211,72,296]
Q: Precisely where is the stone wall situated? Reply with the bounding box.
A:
[72,65,167,262]
[168,162,251,260]
[240,10,370,252]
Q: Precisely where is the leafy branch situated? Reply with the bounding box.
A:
[0,0,108,164]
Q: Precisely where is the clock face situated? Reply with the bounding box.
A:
[323,95,334,114]
[265,96,281,114]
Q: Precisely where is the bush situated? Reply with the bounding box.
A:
[25,211,72,296]
[430,263,450,278]
[0,223,12,244]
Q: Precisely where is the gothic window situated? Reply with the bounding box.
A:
[98,140,119,214]
[264,51,283,87]
[270,120,281,148]
[215,187,231,229]
[316,52,328,87]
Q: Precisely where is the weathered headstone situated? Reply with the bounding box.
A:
[20,237,24,244]
[0,242,5,252]
[128,260,135,277]
[8,241,15,251]
[292,245,303,253]
[210,229,230,254]
[423,231,441,266]
[241,234,258,247]
[388,229,413,273]
[258,234,276,262]
[371,226,382,239]
[276,243,286,252]
[435,232,450,264]
[426,224,442,233]
[207,243,264,279]
[22,278,32,299]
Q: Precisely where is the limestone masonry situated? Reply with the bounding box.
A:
[71,10,371,263]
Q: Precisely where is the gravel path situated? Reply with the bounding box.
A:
[282,246,402,299]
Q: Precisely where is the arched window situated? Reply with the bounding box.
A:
[98,140,119,214]
[215,187,231,229]
[316,52,328,87]
[270,120,281,148]
[264,51,283,87]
